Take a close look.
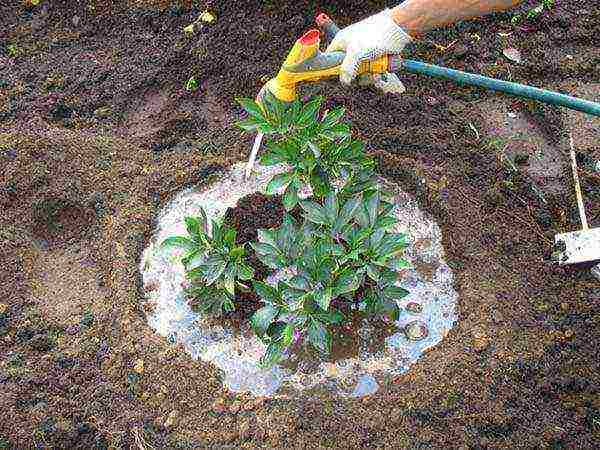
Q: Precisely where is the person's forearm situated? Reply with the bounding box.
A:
[391,0,522,37]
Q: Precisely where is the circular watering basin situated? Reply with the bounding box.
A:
[139,162,458,398]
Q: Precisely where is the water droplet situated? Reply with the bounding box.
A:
[404,321,429,341]
[405,302,423,314]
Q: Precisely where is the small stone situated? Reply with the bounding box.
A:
[405,302,423,314]
[502,47,522,64]
[164,410,178,429]
[93,106,112,118]
[563,329,574,339]
[560,302,569,311]
[71,15,80,27]
[212,397,228,414]
[404,321,428,341]
[229,401,241,414]
[133,359,144,374]
[29,334,54,352]
[472,332,490,352]
[0,303,7,315]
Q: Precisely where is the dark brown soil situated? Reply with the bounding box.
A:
[223,192,285,324]
[1,0,599,448]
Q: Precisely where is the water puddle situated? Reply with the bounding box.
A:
[139,162,458,398]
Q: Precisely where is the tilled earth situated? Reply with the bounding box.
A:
[1,0,599,448]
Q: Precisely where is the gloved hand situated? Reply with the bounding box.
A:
[325,9,412,89]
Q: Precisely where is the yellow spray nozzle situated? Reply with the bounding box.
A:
[260,29,389,105]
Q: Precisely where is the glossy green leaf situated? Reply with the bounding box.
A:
[281,323,294,347]
[321,107,345,128]
[259,342,283,367]
[287,275,310,291]
[334,269,360,295]
[297,96,323,126]
[251,304,279,336]
[382,286,410,300]
[185,217,201,238]
[366,264,380,282]
[236,97,265,120]
[282,182,299,211]
[314,309,345,325]
[236,118,259,132]
[252,280,279,304]
[266,172,293,195]
[237,262,254,281]
[256,229,278,247]
[314,287,333,311]
[299,200,329,225]
[308,320,331,354]
[161,236,195,250]
[205,259,227,285]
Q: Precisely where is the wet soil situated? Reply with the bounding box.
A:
[1,0,599,448]
[223,192,285,324]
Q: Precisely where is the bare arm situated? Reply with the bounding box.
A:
[391,0,522,37]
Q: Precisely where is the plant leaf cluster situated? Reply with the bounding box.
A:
[161,208,254,316]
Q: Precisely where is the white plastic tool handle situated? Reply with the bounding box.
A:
[569,132,588,230]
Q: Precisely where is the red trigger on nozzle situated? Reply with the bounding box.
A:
[299,29,320,45]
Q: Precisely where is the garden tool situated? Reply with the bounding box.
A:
[245,13,600,179]
[552,133,600,266]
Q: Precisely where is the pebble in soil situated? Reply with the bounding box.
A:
[139,162,458,398]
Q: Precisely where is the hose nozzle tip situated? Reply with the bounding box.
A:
[315,13,331,27]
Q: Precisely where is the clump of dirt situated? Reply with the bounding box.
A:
[220,192,286,324]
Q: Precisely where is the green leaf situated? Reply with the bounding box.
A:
[250,242,278,256]
[266,172,293,195]
[161,236,195,250]
[297,96,323,126]
[184,217,201,238]
[223,273,235,296]
[222,296,236,313]
[236,118,259,132]
[321,107,345,128]
[308,141,321,158]
[382,286,410,300]
[309,169,329,198]
[299,200,329,225]
[205,259,227,285]
[252,280,279,303]
[223,228,237,247]
[251,304,279,336]
[281,323,294,347]
[324,191,339,223]
[237,262,255,281]
[259,342,283,368]
[375,215,398,230]
[287,275,310,291]
[334,194,361,232]
[314,287,333,311]
[308,320,331,354]
[256,229,278,247]
[236,97,265,120]
[366,264,380,282]
[334,269,360,295]
[366,191,380,226]
[314,309,345,325]
[257,253,287,270]
[229,246,245,259]
[383,300,400,322]
[282,182,299,211]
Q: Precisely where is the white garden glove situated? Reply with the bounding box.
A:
[325,9,412,91]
